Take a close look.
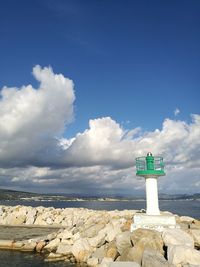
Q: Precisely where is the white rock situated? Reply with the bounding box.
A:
[57,229,73,240]
[162,229,194,247]
[188,229,200,247]
[109,262,140,267]
[46,217,54,225]
[92,245,106,262]
[44,238,61,251]
[115,231,132,255]
[25,208,37,224]
[34,215,47,225]
[104,223,122,242]
[101,257,113,265]
[87,257,99,266]
[180,216,195,223]
[0,206,4,216]
[82,223,105,238]
[56,243,72,255]
[142,248,169,267]
[168,245,200,265]
[88,232,106,248]
[72,238,92,262]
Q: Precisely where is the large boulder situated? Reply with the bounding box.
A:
[187,229,200,248]
[142,249,169,267]
[56,243,72,255]
[131,229,164,255]
[105,241,118,260]
[118,247,141,263]
[162,229,194,248]
[115,231,132,255]
[72,238,93,262]
[26,209,37,225]
[0,206,4,216]
[87,257,99,266]
[81,223,105,238]
[109,262,140,267]
[5,214,26,225]
[168,245,200,265]
[180,216,195,223]
[57,229,73,240]
[88,231,106,248]
[103,222,122,243]
[43,238,61,251]
[92,245,106,262]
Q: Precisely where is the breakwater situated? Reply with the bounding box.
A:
[0,205,200,266]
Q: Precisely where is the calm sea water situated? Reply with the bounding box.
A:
[0,199,199,267]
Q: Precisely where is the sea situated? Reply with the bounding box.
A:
[0,199,199,267]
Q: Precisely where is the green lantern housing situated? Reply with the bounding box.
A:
[136,152,165,177]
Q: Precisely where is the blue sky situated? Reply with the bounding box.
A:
[0,0,200,195]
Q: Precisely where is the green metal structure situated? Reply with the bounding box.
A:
[136,152,165,177]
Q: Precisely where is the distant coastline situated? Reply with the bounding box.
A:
[0,188,200,202]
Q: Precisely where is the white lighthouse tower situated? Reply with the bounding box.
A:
[131,152,177,231]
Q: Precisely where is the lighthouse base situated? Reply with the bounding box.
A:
[131,214,178,232]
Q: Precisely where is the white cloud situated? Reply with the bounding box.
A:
[174,108,180,116]
[0,65,75,167]
[0,66,200,195]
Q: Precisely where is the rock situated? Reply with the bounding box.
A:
[45,252,68,262]
[182,265,200,267]
[142,249,169,267]
[0,240,14,248]
[34,215,47,225]
[168,245,200,265]
[72,238,93,262]
[92,245,106,262]
[109,262,140,267]
[36,241,46,252]
[56,243,72,255]
[5,214,26,225]
[87,257,99,266]
[21,241,37,251]
[131,228,164,256]
[43,238,61,251]
[115,231,132,254]
[88,231,106,248]
[26,209,37,225]
[105,242,118,260]
[162,229,194,248]
[46,217,54,225]
[193,219,200,229]
[119,247,140,263]
[0,206,4,216]
[187,229,200,248]
[121,219,132,232]
[101,257,113,265]
[57,229,73,240]
[180,216,195,223]
[81,223,105,238]
[12,241,24,249]
[105,222,122,242]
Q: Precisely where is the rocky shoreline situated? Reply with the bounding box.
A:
[0,205,200,266]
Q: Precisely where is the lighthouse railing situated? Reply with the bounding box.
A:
[136,156,164,171]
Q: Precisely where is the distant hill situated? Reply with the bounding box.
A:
[0,188,199,201]
[0,188,38,200]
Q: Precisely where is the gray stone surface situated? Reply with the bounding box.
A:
[0,225,61,240]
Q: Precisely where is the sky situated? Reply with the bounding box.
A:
[0,0,200,196]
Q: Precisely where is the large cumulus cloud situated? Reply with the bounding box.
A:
[0,66,200,194]
[0,65,75,167]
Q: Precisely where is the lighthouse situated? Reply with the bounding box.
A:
[136,152,165,215]
[131,152,177,231]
